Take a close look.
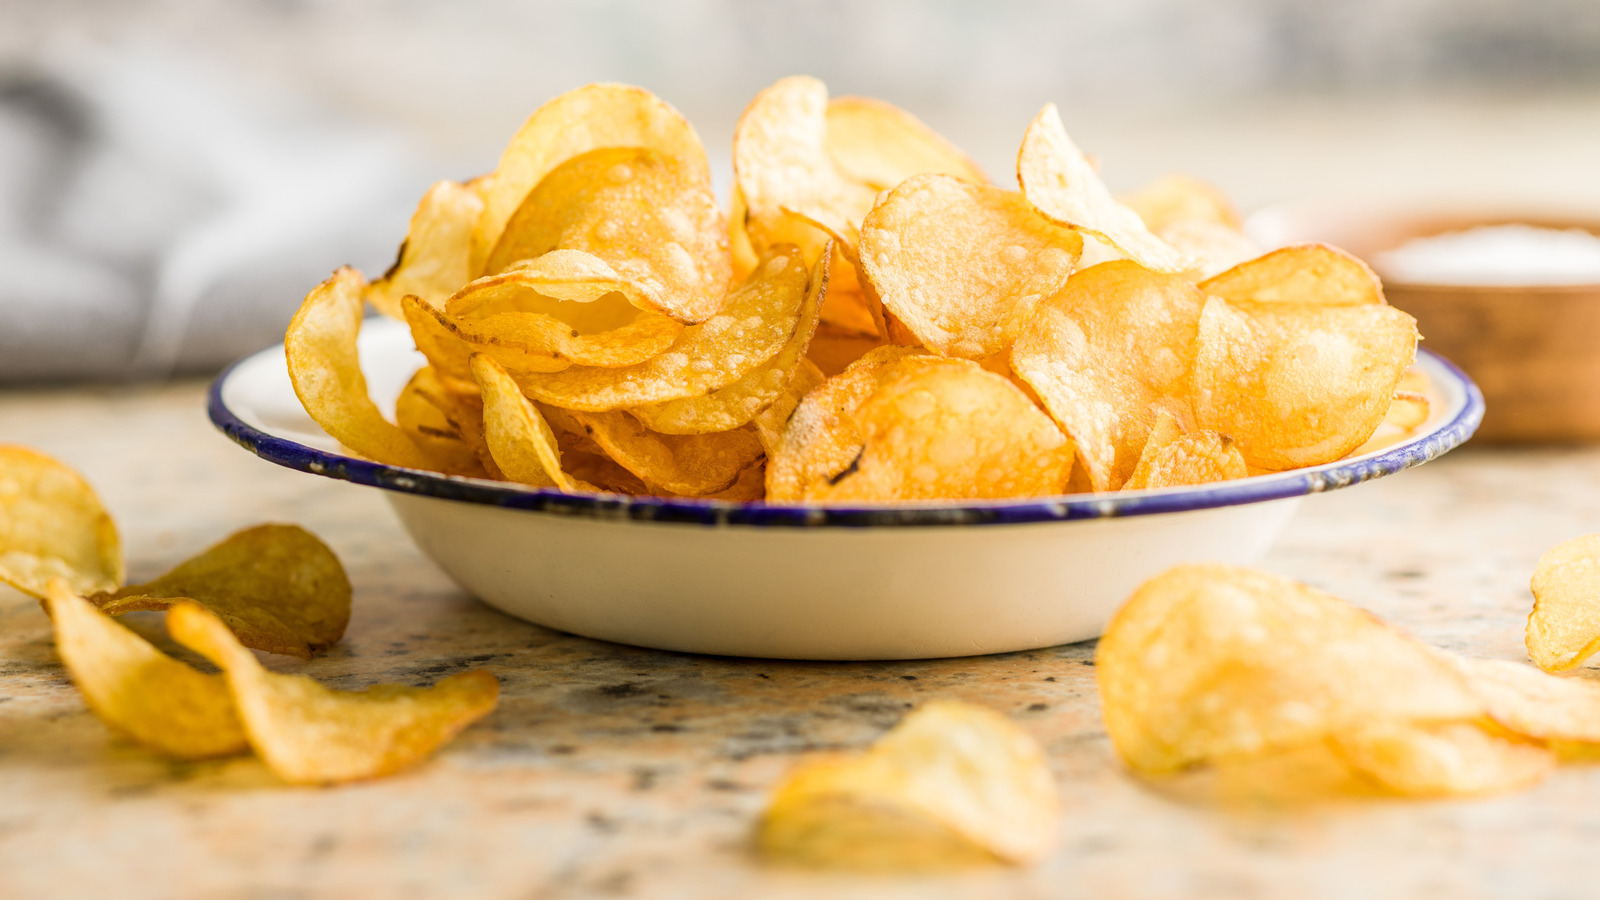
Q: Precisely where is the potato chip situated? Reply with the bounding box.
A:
[1200,244,1384,307]
[1449,656,1600,745]
[394,367,488,477]
[631,249,827,434]
[1118,173,1241,232]
[45,581,248,760]
[88,524,351,659]
[824,95,987,190]
[1017,104,1187,273]
[804,358,1074,502]
[1011,261,1207,492]
[481,147,730,324]
[1122,428,1247,492]
[806,325,883,377]
[734,76,879,264]
[816,244,880,337]
[698,461,768,502]
[1157,220,1261,281]
[471,355,578,491]
[1096,564,1482,774]
[728,184,760,283]
[365,179,482,319]
[568,410,763,497]
[286,268,434,469]
[759,701,1058,869]
[559,449,652,496]
[1191,297,1418,471]
[1527,534,1600,672]
[425,381,505,481]
[1385,391,1431,431]
[470,83,710,273]
[0,445,122,598]
[754,359,826,456]
[167,602,499,785]
[766,347,934,500]
[507,246,809,411]
[1330,720,1554,797]
[439,255,684,371]
[860,173,1083,359]
[402,293,484,390]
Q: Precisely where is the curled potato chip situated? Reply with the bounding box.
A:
[759,701,1058,868]
[807,325,884,378]
[394,367,488,477]
[1200,244,1384,307]
[0,445,121,598]
[507,246,809,411]
[735,76,879,263]
[1385,391,1431,431]
[566,409,763,497]
[471,355,578,491]
[88,524,351,660]
[817,244,879,337]
[824,95,986,190]
[483,147,731,324]
[402,293,482,390]
[168,602,499,785]
[1157,220,1261,281]
[1330,720,1554,797]
[365,179,483,319]
[471,83,710,273]
[1527,534,1600,672]
[766,347,934,500]
[803,358,1074,502]
[46,581,248,760]
[1449,656,1600,745]
[631,249,827,434]
[1096,564,1482,775]
[860,174,1082,360]
[754,359,826,456]
[1011,261,1207,492]
[1118,173,1240,233]
[1191,297,1418,471]
[1123,429,1247,492]
[1017,104,1187,273]
[439,255,684,371]
[286,268,434,469]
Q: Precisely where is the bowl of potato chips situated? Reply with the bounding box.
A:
[211,78,1482,660]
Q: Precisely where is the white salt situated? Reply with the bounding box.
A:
[1374,224,1600,286]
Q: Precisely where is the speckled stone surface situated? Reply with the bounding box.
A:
[2,380,1598,900]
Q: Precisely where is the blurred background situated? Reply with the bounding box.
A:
[3,0,1598,381]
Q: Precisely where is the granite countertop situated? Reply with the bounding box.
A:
[2,379,1598,899]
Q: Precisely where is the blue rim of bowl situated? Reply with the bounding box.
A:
[208,347,1482,528]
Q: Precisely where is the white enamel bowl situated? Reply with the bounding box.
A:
[211,319,1482,660]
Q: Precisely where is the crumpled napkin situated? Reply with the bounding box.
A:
[0,47,423,382]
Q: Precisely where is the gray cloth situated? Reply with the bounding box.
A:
[0,48,422,382]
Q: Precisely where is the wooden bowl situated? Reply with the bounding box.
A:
[1248,205,1600,443]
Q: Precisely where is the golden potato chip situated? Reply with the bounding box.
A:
[1330,721,1554,797]
[1017,104,1187,273]
[482,147,730,324]
[860,173,1083,360]
[507,246,810,411]
[759,701,1058,869]
[697,460,768,502]
[402,293,483,390]
[1122,429,1247,492]
[1011,261,1208,492]
[754,359,826,456]
[804,358,1074,502]
[1527,534,1600,672]
[728,184,759,282]
[286,268,434,469]
[471,83,710,273]
[394,367,488,477]
[1385,391,1431,431]
[1200,244,1384,307]
[824,95,986,190]
[806,325,884,377]
[766,347,934,500]
[559,449,652,496]
[0,445,122,598]
[1448,656,1600,746]
[1118,173,1241,232]
[1191,297,1418,470]
[1157,220,1261,281]
[631,249,827,434]
[734,76,879,264]
[439,255,683,371]
[426,381,505,481]
[167,602,499,785]
[471,355,579,491]
[365,179,482,319]
[1097,564,1482,774]
[568,410,763,497]
[45,580,247,760]
[88,524,351,659]
[816,244,879,337]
